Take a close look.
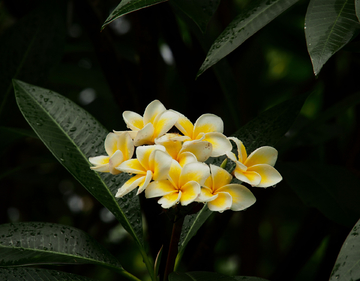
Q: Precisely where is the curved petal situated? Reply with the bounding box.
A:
[228,137,247,163]
[137,170,153,194]
[104,133,120,156]
[168,159,182,188]
[143,100,166,124]
[123,111,144,131]
[203,132,232,157]
[158,191,182,209]
[115,174,145,198]
[181,140,212,162]
[134,122,155,146]
[210,164,232,191]
[109,150,124,175]
[113,130,138,140]
[233,168,261,186]
[152,150,173,181]
[117,132,135,160]
[180,162,210,187]
[178,151,198,167]
[136,144,165,170]
[145,179,176,198]
[116,159,146,174]
[218,184,256,211]
[207,192,232,212]
[171,110,194,138]
[180,181,201,206]
[155,134,183,159]
[89,155,109,166]
[248,164,282,188]
[193,114,224,137]
[245,146,278,167]
[197,186,218,202]
[153,110,179,139]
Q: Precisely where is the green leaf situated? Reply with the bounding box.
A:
[12,80,143,248]
[171,0,220,33]
[169,271,270,281]
[305,0,360,75]
[0,222,123,273]
[197,0,300,77]
[102,0,168,30]
[0,267,96,281]
[279,162,360,227]
[356,0,360,21]
[233,94,308,154]
[329,218,360,281]
[176,204,212,268]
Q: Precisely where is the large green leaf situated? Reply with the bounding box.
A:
[197,0,300,77]
[356,0,360,21]
[171,0,220,33]
[12,80,145,250]
[0,222,123,272]
[233,94,308,154]
[169,271,269,281]
[0,267,96,281]
[329,218,360,281]
[279,162,360,227]
[102,0,168,30]
[305,0,360,75]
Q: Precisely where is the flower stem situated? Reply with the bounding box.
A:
[163,215,184,281]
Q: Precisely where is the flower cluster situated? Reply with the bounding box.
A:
[89,100,282,212]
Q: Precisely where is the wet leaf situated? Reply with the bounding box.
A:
[0,222,123,273]
[102,0,167,30]
[0,267,96,281]
[197,0,299,77]
[171,0,220,33]
[329,218,360,281]
[13,80,143,249]
[169,271,269,281]
[305,0,360,75]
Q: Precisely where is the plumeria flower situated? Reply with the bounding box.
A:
[145,161,210,209]
[226,137,282,187]
[172,111,232,157]
[115,145,172,197]
[89,132,134,175]
[118,100,179,146]
[197,164,256,212]
[155,133,213,166]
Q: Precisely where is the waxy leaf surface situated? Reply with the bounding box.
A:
[0,267,96,281]
[102,0,167,30]
[305,0,360,75]
[329,218,360,281]
[13,80,143,247]
[197,0,299,77]
[0,222,122,272]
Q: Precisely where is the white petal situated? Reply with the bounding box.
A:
[116,159,146,174]
[143,100,166,124]
[158,191,182,209]
[134,123,155,146]
[248,164,282,188]
[207,192,232,212]
[181,140,212,162]
[218,184,256,211]
[136,144,165,170]
[233,167,261,186]
[180,181,201,206]
[193,114,224,138]
[178,151,198,167]
[197,186,218,203]
[109,150,124,175]
[152,150,173,181]
[171,110,194,138]
[180,162,210,187]
[145,179,176,198]
[153,110,179,139]
[89,155,109,166]
[203,132,232,157]
[123,111,143,131]
[115,175,144,197]
[245,146,278,167]
[228,137,247,163]
[104,133,119,156]
[137,170,153,194]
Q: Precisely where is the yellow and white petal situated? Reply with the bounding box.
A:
[143,100,166,125]
[167,159,182,188]
[233,168,261,186]
[137,170,153,194]
[114,130,138,140]
[207,192,232,212]
[171,110,194,138]
[245,146,278,167]
[218,184,256,211]
[155,134,183,159]
[104,133,120,156]
[203,132,232,157]
[193,114,224,137]
[153,110,179,139]
[196,186,218,203]
[209,164,232,191]
[228,137,247,163]
[116,159,146,174]
[89,155,109,166]
[109,150,124,175]
[123,111,144,131]
[117,132,135,160]
[136,144,165,170]
[180,181,201,206]
[115,174,145,198]
[179,162,210,187]
[145,179,176,199]
[181,140,212,162]
[158,191,182,209]
[134,123,155,146]
[152,150,173,181]
[178,151,197,167]
[248,164,282,188]
[90,162,110,173]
